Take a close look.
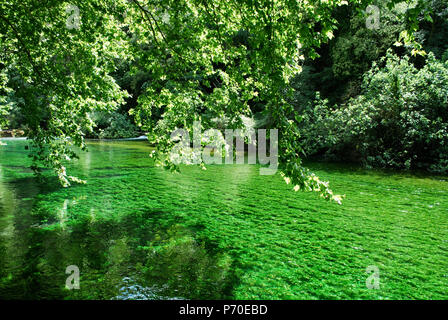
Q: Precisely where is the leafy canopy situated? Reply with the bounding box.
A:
[0,0,427,202]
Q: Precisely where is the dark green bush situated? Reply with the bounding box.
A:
[301,52,448,173]
[86,111,139,139]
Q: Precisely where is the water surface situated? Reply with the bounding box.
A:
[0,139,447,299]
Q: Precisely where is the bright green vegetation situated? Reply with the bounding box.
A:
[1,0,435,202]
[1,139,447,299]
[299,51,448,173]
[1,1,447,300]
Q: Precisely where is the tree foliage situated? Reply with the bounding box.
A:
[86,111,139,139]
[300,51,448,173]
[0,0,428,202]
[0,0,129,185]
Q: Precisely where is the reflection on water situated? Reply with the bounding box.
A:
[1,139,448,300]
[0,140,236,300]
[114,277,183,300]
[0,195,235,299]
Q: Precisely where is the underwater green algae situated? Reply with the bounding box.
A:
[0,139,447,299]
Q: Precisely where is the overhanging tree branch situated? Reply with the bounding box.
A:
[0,13,43,79]
[131,0,186,62]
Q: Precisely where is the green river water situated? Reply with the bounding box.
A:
[0,139,447,299]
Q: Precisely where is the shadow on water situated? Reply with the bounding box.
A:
[0,180,240,299]
[0,140,241,299]
[0,175,65,299]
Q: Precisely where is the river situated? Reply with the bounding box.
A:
[0,139,447,299]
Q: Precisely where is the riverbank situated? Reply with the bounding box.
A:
[0,129,25,138]
[0,135,148,141]
[87,135,148,141]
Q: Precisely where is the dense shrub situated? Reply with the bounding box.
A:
[0,104,8,131]
[301,52,448,173]
[0,71,12,131]
[86,111,139,139]
[291,1,407,108]
[416,0,448,59]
